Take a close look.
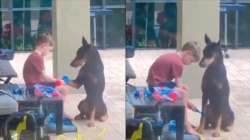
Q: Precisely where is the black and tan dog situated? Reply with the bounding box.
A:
[197,34,234,137]
[69,36,108,127]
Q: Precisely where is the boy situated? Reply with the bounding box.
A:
[23,33,71,117]
[147,41,201,135]
[23,33,55,87]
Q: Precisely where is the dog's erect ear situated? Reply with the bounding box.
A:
[204,34,211,44]
[217,40,221,46]
[82,36,89,47]
[217,40,221,47]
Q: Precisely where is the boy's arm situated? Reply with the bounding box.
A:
[41,70,56,83]
[187,101,197,110]
[172,62,184,88]
[175,77,188,89]
[175,77,181,87]
[31,55,56,83]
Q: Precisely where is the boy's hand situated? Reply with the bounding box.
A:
[187,101,197,110]
[179,84,189,91]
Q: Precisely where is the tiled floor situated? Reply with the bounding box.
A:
[2,48,250,140]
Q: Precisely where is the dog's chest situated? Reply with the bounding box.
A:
[202,64,228,93]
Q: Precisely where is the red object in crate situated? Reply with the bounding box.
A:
[168,92,177,101]
[152,92,164,101]
[55,80,64,87]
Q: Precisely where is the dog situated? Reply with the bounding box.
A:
[197,34,234,137]
[69,36,108,127]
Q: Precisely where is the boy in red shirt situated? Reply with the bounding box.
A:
[147,41,201,135]
[23,33,71,117]
[23,33,68,90]
[23,33,55,87]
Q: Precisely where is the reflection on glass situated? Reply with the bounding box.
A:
[13,0,51,8]
[106,8,125,48]
[158,3,177,48]
[106,0,124,5]
[127,2,177,49]
[0,0,52,51]
[91,0,103,6]
[0,12,11,49]
[90,0,125,48]
[91,15,103,48]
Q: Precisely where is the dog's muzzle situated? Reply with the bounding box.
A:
[70,59,86,67]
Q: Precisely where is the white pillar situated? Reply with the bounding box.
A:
[177,0,220,98]
[52,0,90,78]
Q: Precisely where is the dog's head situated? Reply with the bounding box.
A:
[199,34,223,68]
[70,36,91,67]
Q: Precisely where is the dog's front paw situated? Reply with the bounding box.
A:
[87,121,95,127]
[212,131,220,137]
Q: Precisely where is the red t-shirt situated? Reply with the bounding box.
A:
[147,53,184,86]
[23,52,45,86]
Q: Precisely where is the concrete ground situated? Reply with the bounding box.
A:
[2,48,250,140]
[128,48,250,140]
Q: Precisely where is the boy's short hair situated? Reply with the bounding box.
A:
[36,33,54,47]
[181,41,201,62]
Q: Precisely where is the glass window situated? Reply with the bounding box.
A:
[220,4,250,47]
[0,12,11,49]
[127,2,177,48]
[13,10,52,51]
[13,0,51,8]
[106,0,124,5]
[106,8,125,47]
[91,15,104,48]
[38,0,51,7]
[90,0,125,48]
[91,0,103,6]
[0,0,52,51]
[1,0,9,9]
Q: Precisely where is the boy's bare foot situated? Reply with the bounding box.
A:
[98,114,108,122]
[63,114,75,120]
[196,127,204,134]
[87,120,95,127]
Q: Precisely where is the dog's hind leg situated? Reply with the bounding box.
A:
[212,115,222,137]
[85,94,97,127]
[75,100,88,120]
[197,94,209,134]
[97,101,108,122]
[221,109,235,132]
[204,105,214,130]
[197,108,206,133]
[87,107,96,127]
